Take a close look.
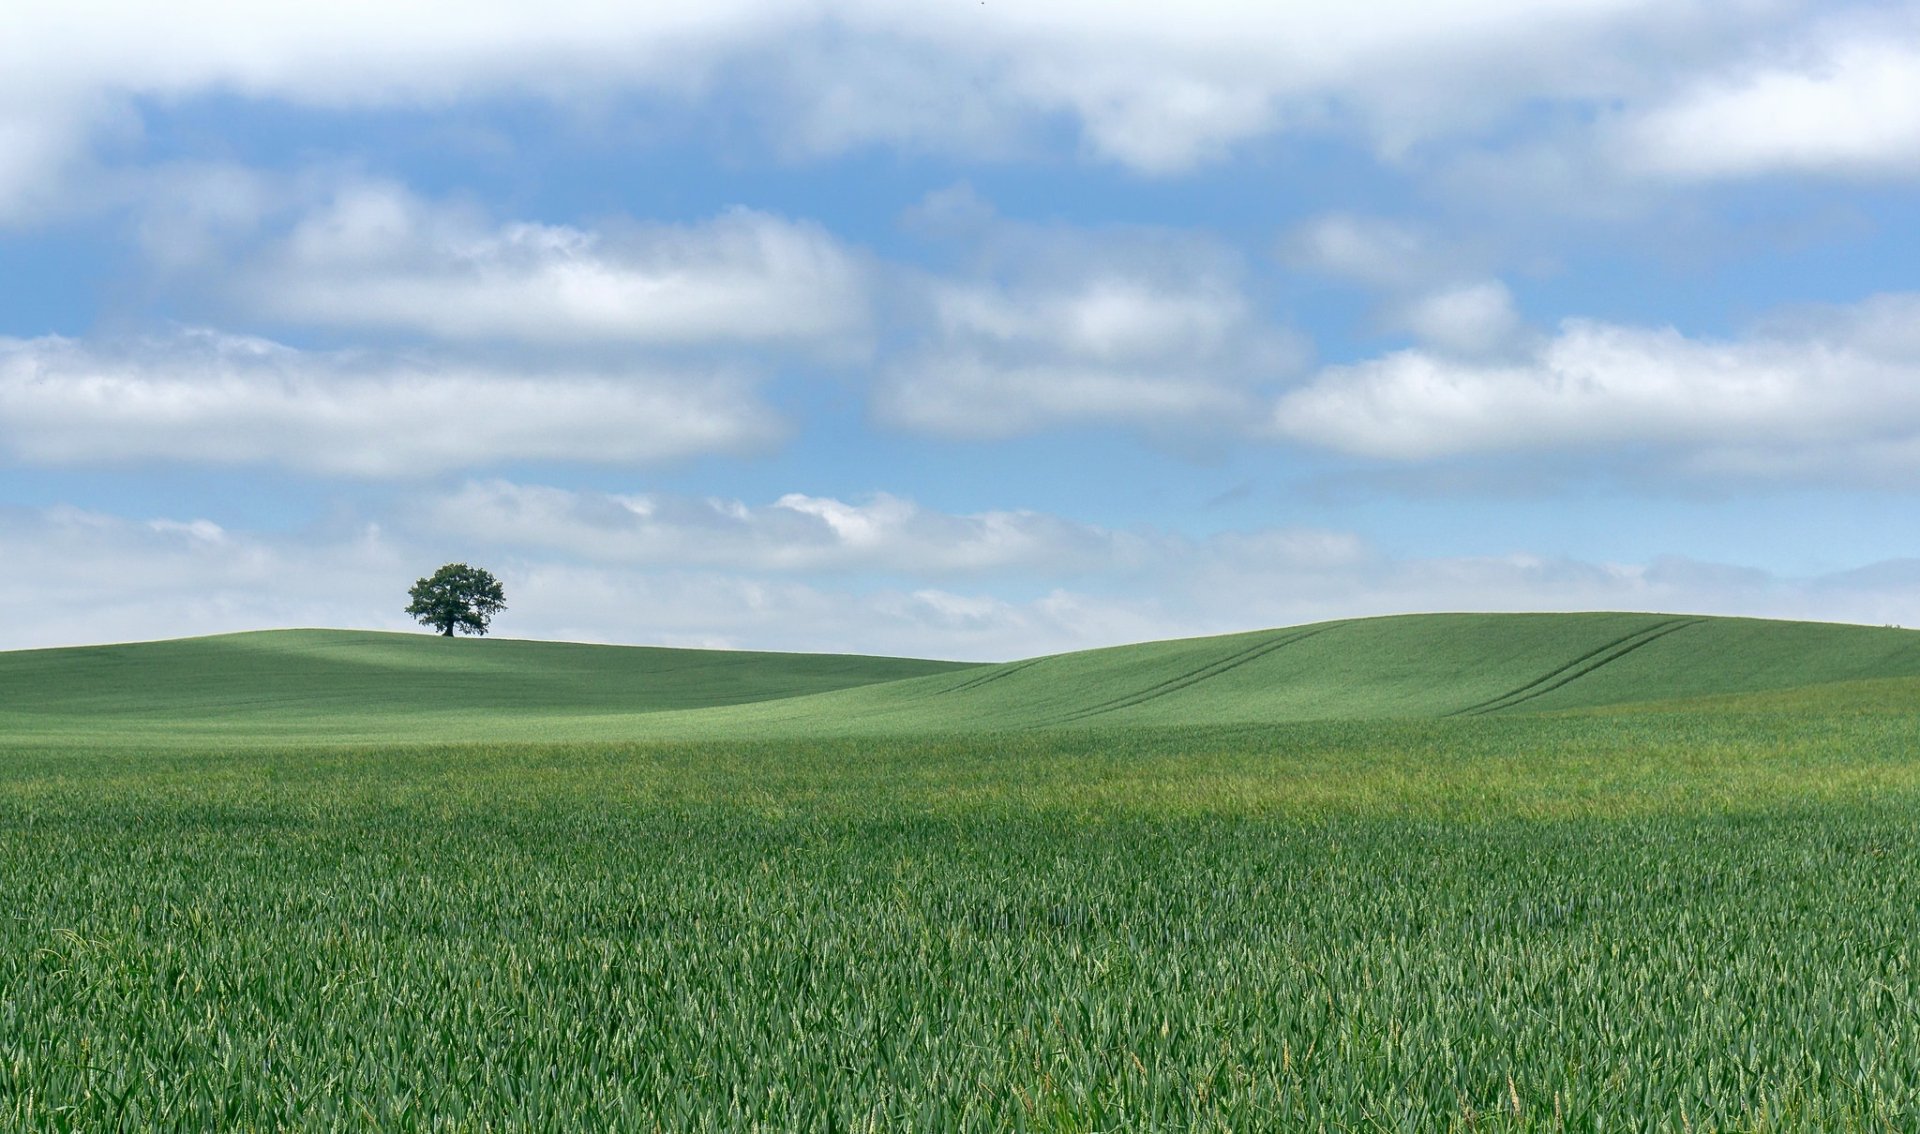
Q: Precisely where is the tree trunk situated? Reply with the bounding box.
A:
[442,624,454,637]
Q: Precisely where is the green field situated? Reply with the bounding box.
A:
[4,613,1919,1129]
[0,629,972,745]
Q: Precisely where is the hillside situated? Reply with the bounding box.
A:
[5,613,1920,745]
[697,611,1920,734]
[0,629,976,744]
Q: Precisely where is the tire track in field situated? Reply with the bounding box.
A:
[1449,617,1706,717]
[1444,621,1684,717]
[1046,625,1335,725]
[936,657,1045,695]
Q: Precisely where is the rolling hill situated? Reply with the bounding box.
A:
[4,612,1919,745]
[694,611,1920,736]
[0,629,975,744]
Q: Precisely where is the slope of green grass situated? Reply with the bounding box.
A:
[0,629,976,744]
[6,613,1920,745]
[658,611,1920,738]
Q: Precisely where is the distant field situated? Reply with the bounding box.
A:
[0,629,975,744]
[2,614,1919,1129]
[686,611,1920,736]
[7,612,1920,744]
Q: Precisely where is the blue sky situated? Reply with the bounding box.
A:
[4,0,1920,658]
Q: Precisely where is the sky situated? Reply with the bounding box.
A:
[4,0,1920,659]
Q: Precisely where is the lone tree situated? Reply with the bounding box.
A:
[406,563,506,637]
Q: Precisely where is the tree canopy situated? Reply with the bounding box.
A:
[405,563,506,637]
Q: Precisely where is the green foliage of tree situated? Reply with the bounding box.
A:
[405,563,506,637]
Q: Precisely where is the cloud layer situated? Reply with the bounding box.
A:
[7,495,1920,658]
[423,480,1150,574]
[246,186,870,348]
[1275,293,1920,477]
[23,285,1920,484]
[0,330,780,475]
[879,206,1306,440]
[4,0,1911,224]
[1621,30,1920,181]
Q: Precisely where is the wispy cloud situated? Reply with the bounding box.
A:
[422,480,1152,575]
[1281,213,1461,290]
[1281,212,1522,355]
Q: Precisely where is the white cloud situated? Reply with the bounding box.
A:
[360,549,1920,658]
[879,214,1306,439]
[1392,280,1524,356]
[1281,213,1450,290]
[1282,212,1520,353]
[0,96,104,223]
[422,480,1147,574]
[8,498,1920,659]
[1622,33,1920,180]
[930,276,1251,363]
[836,0,1692,170]
[1273,294,1920,474]
[0,2,786,110]
[0,504,408,650]
[422,477,1371,582]
[1282,215,1521,356]
[487,569,1192,661]
[0,329,781,476]
[0,0,1826,217]
[0,500,1185,657]
[242,183,869,348]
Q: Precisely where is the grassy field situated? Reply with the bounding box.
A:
[11,612,1920,745]
[0,629,974,745]
[3,614,1919,1129]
